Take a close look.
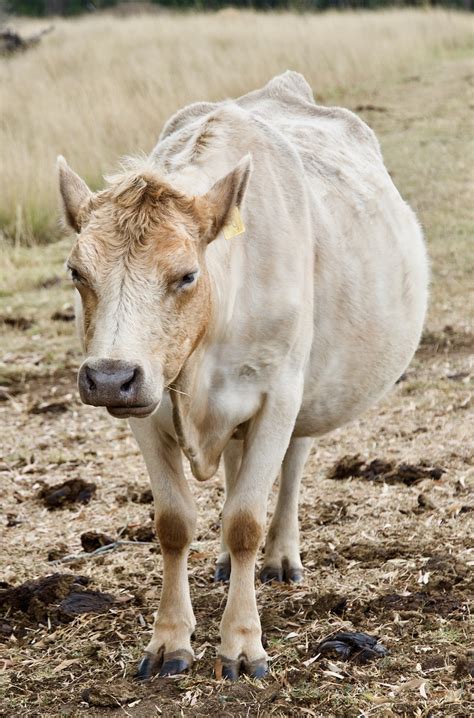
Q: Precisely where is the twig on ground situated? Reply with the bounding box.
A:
[51,540,155,564]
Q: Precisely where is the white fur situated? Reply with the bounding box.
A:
[78,72,429,674]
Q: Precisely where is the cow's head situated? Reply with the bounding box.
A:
[57,155,251,418]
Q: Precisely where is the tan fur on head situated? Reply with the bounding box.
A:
[58,152,252,246]
[97,166,202,246]
[61,154,253,404]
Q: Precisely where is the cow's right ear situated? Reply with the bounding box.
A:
[196,154,252,243]
[57,156,92,233]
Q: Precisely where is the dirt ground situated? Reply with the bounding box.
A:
[0,55,472,717]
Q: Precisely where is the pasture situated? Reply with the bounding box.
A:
[0,8,472,717]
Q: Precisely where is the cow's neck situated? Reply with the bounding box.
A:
[170,243,238,481]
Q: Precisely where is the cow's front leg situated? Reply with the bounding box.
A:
[260,436,313,584]
[130,418,197,680]
[217,386,303,679]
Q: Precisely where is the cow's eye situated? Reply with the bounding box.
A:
[180,272,197,287]
[68,266,84,284]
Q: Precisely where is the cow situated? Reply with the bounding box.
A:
[57,71,428,681]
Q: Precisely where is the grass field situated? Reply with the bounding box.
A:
[0,8,472,244]
[0,8,473,718]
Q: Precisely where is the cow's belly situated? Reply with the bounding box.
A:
[293,194,428,438]
[294,372,397,437]
[294,301,426,437]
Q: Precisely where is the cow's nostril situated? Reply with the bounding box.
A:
[121,369,137,394]
[85,369,96,392]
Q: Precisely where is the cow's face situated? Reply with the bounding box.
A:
[58,156,251,419]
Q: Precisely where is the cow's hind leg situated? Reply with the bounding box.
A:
[130,418,197,680]
[215,439,243,583]
[260,436,313,584]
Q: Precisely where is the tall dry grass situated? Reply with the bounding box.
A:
[1,8,471,244]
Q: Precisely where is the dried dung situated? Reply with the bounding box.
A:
[6,513,23,527]
[0,621,13,639]
[0,574,115,629]
[313,499,348,525]
[57,590,114,621]
[122,524,155,542]
[132,488,153,504]
[47,543,69,562]
[51,305,75,322]
[453,655,474,679]
[424,554,469,589]
[339,541,412,565]
[117,487,153,504]
[29,399,70,415]
[328,454,444,485]
[365,590,466,618]
[0,574,88,620]
[80,531,115,553]
[0,315,33,331]
[38,478,97,508]
[304,592,348,619]
[316,631,389,663]
[354,104,388,112]
[81,685,137,708]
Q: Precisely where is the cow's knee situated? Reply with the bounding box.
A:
[223,508,264,557]
[155,508,196,553]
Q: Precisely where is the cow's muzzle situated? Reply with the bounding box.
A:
[78,359,158,418]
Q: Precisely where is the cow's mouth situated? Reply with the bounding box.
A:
[106,403,159,419]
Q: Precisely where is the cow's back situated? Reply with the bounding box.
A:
[236,73,428,436]
[153,73,428,438]
[242,75,428,436]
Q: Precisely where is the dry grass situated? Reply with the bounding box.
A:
[0,10,473,718]
[0,8,472,243]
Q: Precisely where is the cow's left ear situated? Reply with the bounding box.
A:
[197,154,252,243]
[57,156,93,233]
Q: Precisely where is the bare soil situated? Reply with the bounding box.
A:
[0,56,472,717]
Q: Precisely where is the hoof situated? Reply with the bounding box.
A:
[260,560,303,584]
[285,567,304,583]
[136,650,163,681]
[260,566,283,584]
[245,657,268,679]
[158,649,194,677]
[215,654,268,680]
[136,648,193,681]
[216,656,240,680]
[214,561,231,583]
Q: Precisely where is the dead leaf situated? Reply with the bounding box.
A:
[322,669,344,680]
[395,677,428,694]
[52,658,78,673]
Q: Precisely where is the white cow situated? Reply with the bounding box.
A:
[58,72,428,680]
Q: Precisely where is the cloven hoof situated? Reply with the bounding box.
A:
[214,561,231,583]
[260,562,303,584]
[215,654,268,680]
[136,648,193,681]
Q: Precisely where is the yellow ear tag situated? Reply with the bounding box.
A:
[222,206,245,240]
